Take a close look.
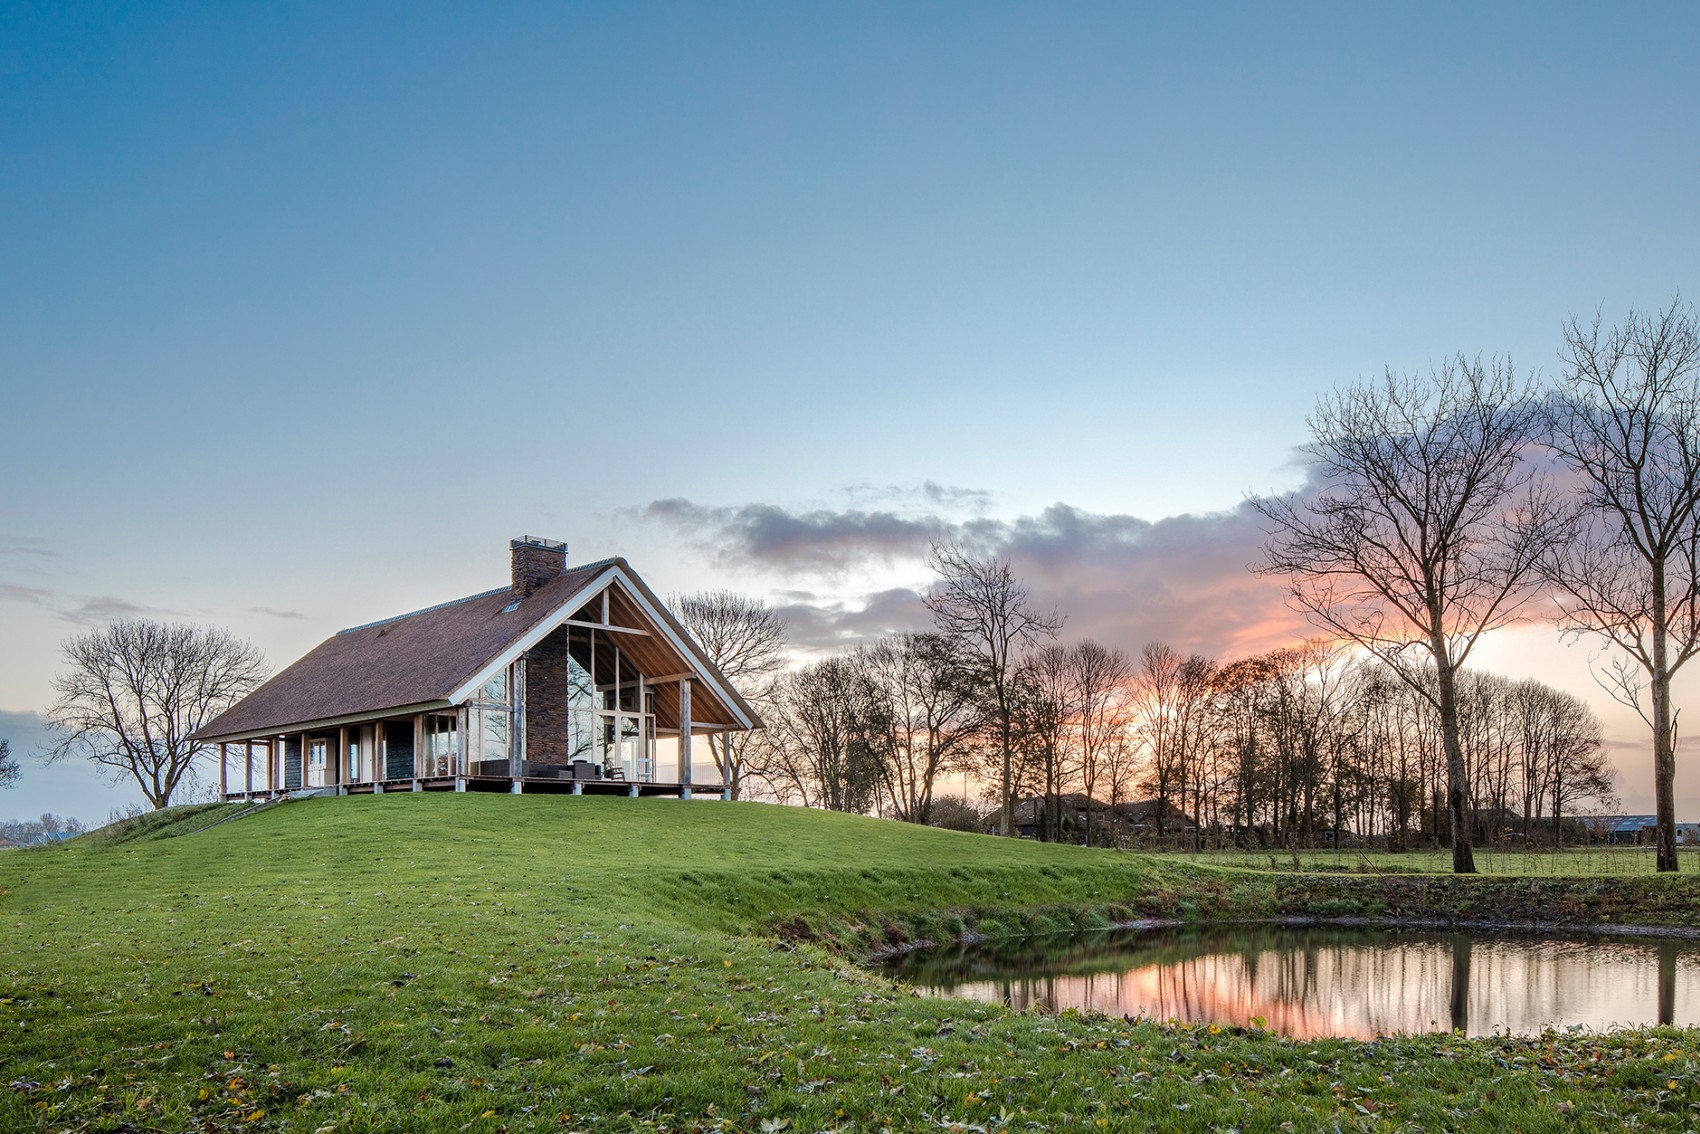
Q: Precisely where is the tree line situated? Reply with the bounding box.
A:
[728,622,1615,853]
[697,296,1699,874]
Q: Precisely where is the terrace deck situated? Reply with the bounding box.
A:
[225,774,724,801]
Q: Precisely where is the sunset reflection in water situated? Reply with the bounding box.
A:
[888,927,1700,1039]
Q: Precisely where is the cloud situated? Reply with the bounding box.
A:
[637,498,944,574]
[838,481,995,512]
[0,536,58,559]
[989,502,1306,660]
[248,606,308,621]
[0,583,52,605]
[0,709,53,758]
[773,587,930,651]
[55,595,168,625]
[640,488,1308,660]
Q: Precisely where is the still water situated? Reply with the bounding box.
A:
[883,925,1700,1039]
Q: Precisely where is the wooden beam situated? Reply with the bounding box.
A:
[680,678,692,796]
[563,618,649,637]
[219,742,228,798]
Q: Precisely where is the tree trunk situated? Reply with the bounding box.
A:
[1434,656,1478,874]
[998,690,1014,838]
[1652,567,1680,872]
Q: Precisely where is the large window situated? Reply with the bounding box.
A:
[424,715,459,778]
[468,665,514,775]
[566,624,653,781]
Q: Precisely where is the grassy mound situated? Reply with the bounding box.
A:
[1,793,1696,1132]
[73,801,252,848]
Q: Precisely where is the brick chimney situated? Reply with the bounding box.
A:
[510,536,567,599]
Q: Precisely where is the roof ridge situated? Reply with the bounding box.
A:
[337,587,512,635]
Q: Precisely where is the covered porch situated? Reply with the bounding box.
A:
[211,565,754,802]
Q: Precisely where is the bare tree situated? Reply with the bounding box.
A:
[760,656,883,813]
[1132,642,1216,843]
[1069,641,1132,847]
[1543,298,1700,871]
[923,542,1062,836]
[47,620,267,809]
[671,590,787,799]
[1011,643,1079,842]
[1256,357,1556,873]
[0,739,17,789]
[861,632,990,824]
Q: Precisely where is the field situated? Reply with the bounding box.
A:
[3,794,1699,1132]
[1158,844,1700,877]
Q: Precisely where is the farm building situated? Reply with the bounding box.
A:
[1590,816,1700,846]
[192,538,761,800]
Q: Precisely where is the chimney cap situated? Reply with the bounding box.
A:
[511,535,567,552]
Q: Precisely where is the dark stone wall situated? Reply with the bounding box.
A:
[283,737,302,789]
[384,720,415,780]
[524,626,571,764]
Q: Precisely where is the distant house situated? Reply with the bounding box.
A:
[192,538,761,800]
[1011,793,1109,839]
[1009,795,1198,844]
[1111,798,1198,836]
[1589,816,1700,846]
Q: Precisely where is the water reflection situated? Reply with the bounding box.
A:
[883,925,1700,1039]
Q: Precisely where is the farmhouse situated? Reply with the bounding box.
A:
[193,538,761,800]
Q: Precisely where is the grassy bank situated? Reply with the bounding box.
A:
[2,794,1697,1132]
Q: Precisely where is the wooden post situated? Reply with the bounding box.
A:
[219,742,228,800]
[679,679,692,800]
[338,725,349,788]
[511,658,526,781]
[245,741,254,800]
[413,714,424,790]
[454,706,467,791]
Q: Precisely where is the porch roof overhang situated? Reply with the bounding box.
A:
[195,701,455,745]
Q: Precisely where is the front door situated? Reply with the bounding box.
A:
[307,738,331,787]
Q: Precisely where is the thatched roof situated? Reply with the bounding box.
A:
[193,558,758,741]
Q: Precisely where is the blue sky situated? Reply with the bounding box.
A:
[2,2,1698,821]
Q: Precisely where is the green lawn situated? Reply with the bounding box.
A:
[1160,844,1700,877]
[2,794,1697,1132]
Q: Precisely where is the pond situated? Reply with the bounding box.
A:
[882,924,1700,1039]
